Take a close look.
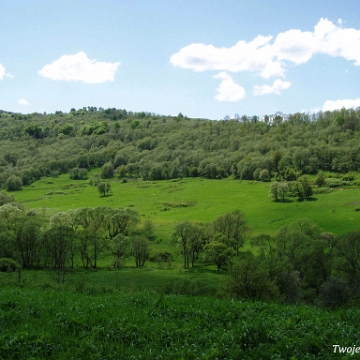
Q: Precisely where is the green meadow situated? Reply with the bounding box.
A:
[2,287,359,359]
[14,174,360,238]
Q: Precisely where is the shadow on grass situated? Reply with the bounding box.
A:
[272,197,318,203]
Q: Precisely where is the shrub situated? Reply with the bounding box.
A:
[0,258,19,272]
[275,270,302,304]
[314,171,326,187]
[253,168,261,181]
[225,253,280,301]
[69,167,88,180]
[148,251,172,263]
[318,277,351,308]
[325,178,342,188]
[0,191,14,205]
[5,175,23,191]
[89,173,101,186]
[101,163,114,179]
[259,169,270,182]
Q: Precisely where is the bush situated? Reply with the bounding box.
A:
[318,277,351,308]
[225,253,280,301]
[148,251,172,263]
[5,175,23,191]
[325,178,351,188]
[275,270,302,304]
[314,171,326,187]
[253,168,261,181]
[89,173,101,186]
[0,258,19,272]
[101,163,114,179]
[0,191,14,205]
[69,167,88,180]
[259,169,270,182]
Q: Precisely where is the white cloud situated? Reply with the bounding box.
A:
[170,18,360,77]
[38,52,121,83]
[213,72,246,102]
[170,36,284,78]
[314,18,360,66]
[253,79,291,96]
[0,64,4,80]
[272,29,316,64]
[18,98,30,106]
[0,64,13,80]
[322,98,360,112]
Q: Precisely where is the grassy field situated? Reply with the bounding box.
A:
[14,175,360,238]
[0,286,359,359]
[3,176,360,358]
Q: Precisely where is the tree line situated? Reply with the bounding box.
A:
[1,107,360,190]
[0,197,153,282]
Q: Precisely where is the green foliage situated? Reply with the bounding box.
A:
[100,162,114,179]
[97,182,111,196]
[148,250,172,263]
[318,277,351,308]
[314,171,326,187]
[299,175,313,199]
[211,210,248,255]
[0,257,19,272]
[24,123,44,139]
[131,120,140,129]
[0,191,14,205]
[204,241,235,270]
[15,220,42,268]
[270,181,288,201]
[1,106,360,187]
[333,231,360,283]
[142,218,155,240]
[275,219,330,300]
[226,252,280,301]
[109,234,130,268]
[5,175,23,191]
[69,167,88,180]
[59,123,75,136]
[89,172,101,186]
[259,169,270,182]
[1,288,360,359]
[131,237,149,267]
[272,149,282,173]
[325,177,350,188]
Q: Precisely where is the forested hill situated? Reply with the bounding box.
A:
[0,107,360,187]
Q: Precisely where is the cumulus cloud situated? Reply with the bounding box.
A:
[171,36,284,78]
[253,79,291,96]
[0,64,13,80]
[322,98,360,111]
[38,52,121,83]
[171,18,360,77]
[213,72,246,102]
[18,98,30,106]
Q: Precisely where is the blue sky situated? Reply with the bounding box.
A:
[1,0,360,119]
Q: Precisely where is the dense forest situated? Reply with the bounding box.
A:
[0,106,360,190]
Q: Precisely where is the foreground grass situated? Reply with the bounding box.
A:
[0,286,358,359]
[14,175,360,237]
